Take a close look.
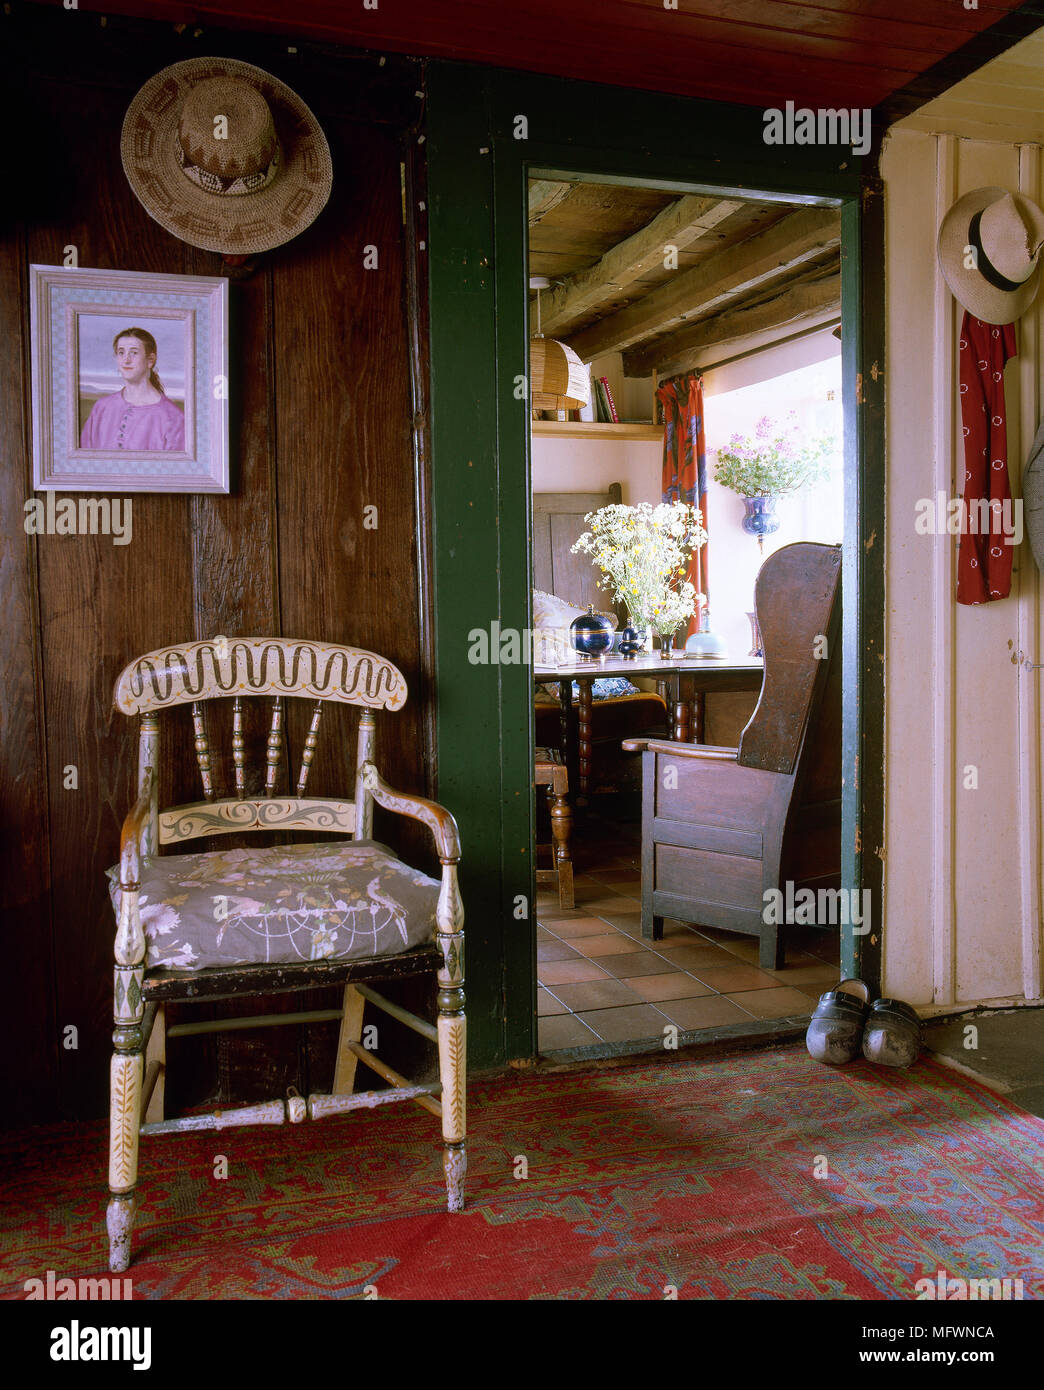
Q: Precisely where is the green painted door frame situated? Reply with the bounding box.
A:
[426,64,885,1070]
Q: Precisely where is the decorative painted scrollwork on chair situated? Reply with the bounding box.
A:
[105,637,465,1273]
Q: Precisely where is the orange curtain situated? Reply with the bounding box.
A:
[657,372,707,640]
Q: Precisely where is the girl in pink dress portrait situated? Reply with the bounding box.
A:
[80,327,186,452]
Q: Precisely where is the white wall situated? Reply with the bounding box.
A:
[530,435,661,504]
[703,346,843,659]
[881,125,1043,1011]
[581,351,657,423]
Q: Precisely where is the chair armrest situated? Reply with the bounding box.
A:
[115,771,156,966]
[621,737,739,761]
[621,736,651,752]
[361,762,461,862]
[119,771,157,888]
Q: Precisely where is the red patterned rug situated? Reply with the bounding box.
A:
[2,1047,1042,1300]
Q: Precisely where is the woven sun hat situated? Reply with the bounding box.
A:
[121,57,332,255]
[938,187,1044,325]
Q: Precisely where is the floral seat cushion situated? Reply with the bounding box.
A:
[534,676,641,704]
[106,839,440,972]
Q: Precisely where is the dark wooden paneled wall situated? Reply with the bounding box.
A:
[0,7,434,1125]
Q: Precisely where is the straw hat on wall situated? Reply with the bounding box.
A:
[938,187,1044,325]
[121,57,332,255]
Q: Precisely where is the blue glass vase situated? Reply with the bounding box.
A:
[741,495,780,538]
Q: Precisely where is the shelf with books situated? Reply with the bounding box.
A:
[531,420,661,440]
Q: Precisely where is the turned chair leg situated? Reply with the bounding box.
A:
[108,1051,142,1271]
[107,1190,137,1276]
[443,1138,466,1213]
[549,780,574,909]
[436,864,466,1213]
[438,987,466,1211]
[108,966,145,1271]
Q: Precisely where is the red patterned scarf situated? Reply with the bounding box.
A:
[957,312,1017,605]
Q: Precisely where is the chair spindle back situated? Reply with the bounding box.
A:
[114,638,408,848]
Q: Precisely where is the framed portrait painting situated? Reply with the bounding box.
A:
[30,265,229,492]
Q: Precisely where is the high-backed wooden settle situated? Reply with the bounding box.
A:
[625,542,842,971]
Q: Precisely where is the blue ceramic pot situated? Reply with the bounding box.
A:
[618,625,643,659]
[569,604,613,658]
[741,495,780,538]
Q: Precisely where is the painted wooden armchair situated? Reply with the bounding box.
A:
[623,542,842,970]
[105,637,465,1273]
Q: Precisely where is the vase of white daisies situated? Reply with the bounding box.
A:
[570,501,707,650]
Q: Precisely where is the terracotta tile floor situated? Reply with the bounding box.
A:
[537,811,840,1053]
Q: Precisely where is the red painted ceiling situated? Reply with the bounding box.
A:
[46,0,1036,108]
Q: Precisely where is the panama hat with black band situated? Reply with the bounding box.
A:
[938,186,1044,326]
[121,57,332,256]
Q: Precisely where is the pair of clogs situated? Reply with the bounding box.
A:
[806,979,921,1068]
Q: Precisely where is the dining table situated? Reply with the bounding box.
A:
[534,652,764,797]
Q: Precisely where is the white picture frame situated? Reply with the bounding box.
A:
[30,264,229,493]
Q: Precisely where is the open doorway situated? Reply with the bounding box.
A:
[528,176,847,1056]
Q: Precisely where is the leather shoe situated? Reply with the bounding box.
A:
[862,998,922,1068]
[806,978,870,1065]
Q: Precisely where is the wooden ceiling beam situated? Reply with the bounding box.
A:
[528,180,573,226]
[623,267,841,378]
[567,206,842,362]
[538,195,744,336]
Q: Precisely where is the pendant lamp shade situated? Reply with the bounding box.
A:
[530,336,590,410]
[528,275,590,411]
